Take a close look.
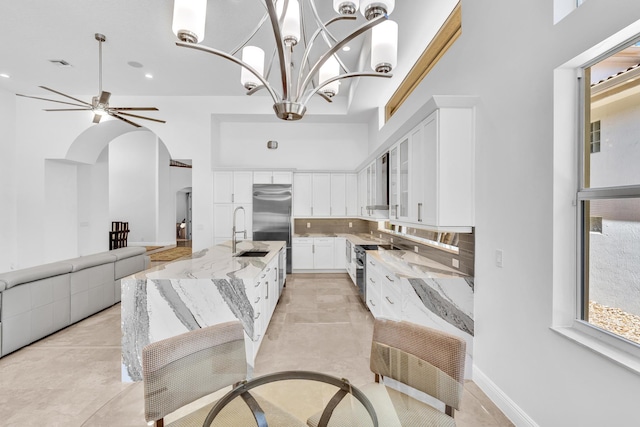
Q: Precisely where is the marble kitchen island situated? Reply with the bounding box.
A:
[121,240,285,382]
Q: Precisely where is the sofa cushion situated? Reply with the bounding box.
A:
[111,246,146,260]
[0,263,72,291]
[64,253,117,272]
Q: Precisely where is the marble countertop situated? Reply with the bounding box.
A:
[366,249,467,279]
[129,240,285,281]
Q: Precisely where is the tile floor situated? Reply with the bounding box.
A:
[0,273,513,426]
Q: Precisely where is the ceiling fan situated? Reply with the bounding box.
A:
[17,33,165,128]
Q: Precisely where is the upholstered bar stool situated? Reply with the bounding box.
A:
[307,319,466,427]
[142,321,306,427]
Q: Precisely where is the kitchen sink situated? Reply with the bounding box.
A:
[234,251,269,258]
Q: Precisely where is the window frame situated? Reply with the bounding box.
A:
[575,37,640,360]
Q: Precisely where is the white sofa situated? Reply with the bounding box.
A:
[0,247,149,357]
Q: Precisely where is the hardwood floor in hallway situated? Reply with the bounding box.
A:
[0,273,513,426]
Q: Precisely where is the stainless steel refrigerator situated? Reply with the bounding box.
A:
[252,184,292,274]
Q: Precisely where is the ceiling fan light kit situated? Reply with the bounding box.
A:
[17,33,165,128]
[172,0,398,121]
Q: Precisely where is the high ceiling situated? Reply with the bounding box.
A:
[0,0,458,121]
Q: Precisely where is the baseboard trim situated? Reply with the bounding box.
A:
[473,365,539,427]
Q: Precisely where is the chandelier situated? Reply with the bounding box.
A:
[172,0,397,121]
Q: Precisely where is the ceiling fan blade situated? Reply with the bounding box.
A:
[98,91,111,105]
[93,114,102,124]
[110,113,142,128]
[116,111,166,124]
[109,107,159,111]
[39,86,92,106]
[43,108,92,111]
[16,94,88,108]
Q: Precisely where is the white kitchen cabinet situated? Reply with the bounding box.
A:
[419,108,474,228]
[292,238,314,269]
[345,174,358,216]
[213,171,253,204]
[254,171,293,184]
[330,174,346,217]
[312,174,331,217]
[389,135,411,222]
[358,169,367,217]
[313,237,334,269]
[293,173,313,217]
[365,258,382,317]
[366,256,401,320]
[333,237,346,270]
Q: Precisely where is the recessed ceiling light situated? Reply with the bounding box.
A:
[342,46,351,52]
[0,73,10,78]
[145,73,154,79]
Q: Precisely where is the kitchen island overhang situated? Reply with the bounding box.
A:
[121,240,286,382]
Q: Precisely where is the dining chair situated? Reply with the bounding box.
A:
[142,321,306,427]
[306,318,466,427]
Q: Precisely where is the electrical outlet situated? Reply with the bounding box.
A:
[496,249,503,268]
[348,222,352,228]
[452,259,460,268]
[414,246,419,253]
[307,222,311,228]
[379,234,382,239]
[390,237,394,243]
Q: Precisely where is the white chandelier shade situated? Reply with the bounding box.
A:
[172,0,396,120]
[277,0,301,45]
[172,0,207,44]
[240,46,265,90]
[319,55,341,98]
[371,20,398,73]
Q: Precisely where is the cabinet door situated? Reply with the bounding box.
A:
[213,171,233,203]
[422,112,439,225]
[330,174,346,217]
[410,125,424,223]
[358,169,367,217]
[398,138,410,220]
[292,238,314,269]
[345,174,358,216]
[312,173,331,217]
[293,173,313,217]
[389,145,399,219]
[272,171,293,184]
[253,171,273,184]
[313,238,334,269]
[333,237,346,270]
[213,204,233,238]
[233,171,254,204]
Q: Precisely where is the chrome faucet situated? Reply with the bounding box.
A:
[232,206,247,253]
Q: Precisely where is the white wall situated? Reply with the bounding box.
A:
[109,131,175,246]
[216,121,368,170]
[0,87,17,273]
[77,149,110,256]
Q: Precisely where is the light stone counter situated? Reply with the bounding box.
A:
[121,240,285,382]
[294,232,387,245]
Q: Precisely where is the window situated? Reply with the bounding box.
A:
[590,121,600,153]
[579,37,640,347]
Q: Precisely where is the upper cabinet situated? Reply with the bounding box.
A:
[254,171,293,184]
[213,171,253,204]
[293,172,358,218]
[388,99,475,231]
